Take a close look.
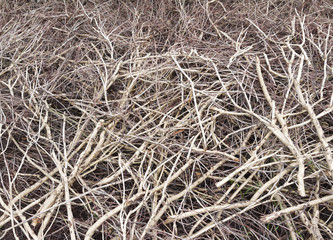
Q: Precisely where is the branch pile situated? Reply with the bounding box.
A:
[0,1,332,239]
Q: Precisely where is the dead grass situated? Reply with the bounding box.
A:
[0,0,333,239]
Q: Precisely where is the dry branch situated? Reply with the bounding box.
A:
[0,1,332,239]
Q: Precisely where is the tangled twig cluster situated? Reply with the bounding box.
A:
[0,1,332,239]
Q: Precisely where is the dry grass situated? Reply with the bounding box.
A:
[0,0,333,239]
